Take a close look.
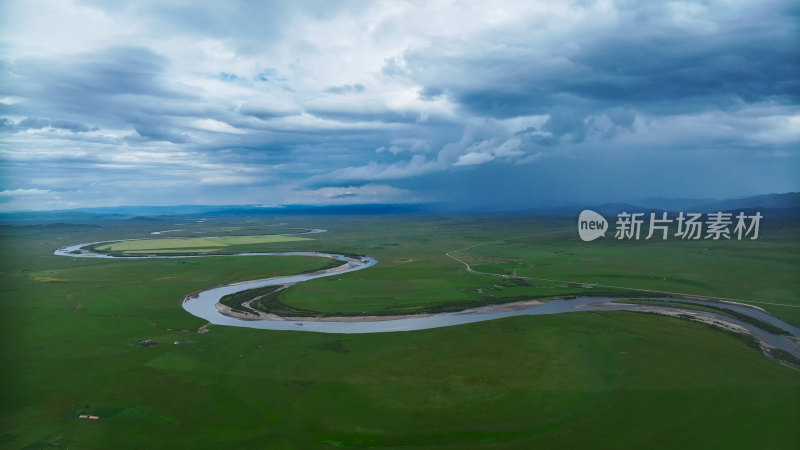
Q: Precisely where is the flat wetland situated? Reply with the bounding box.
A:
[1,214,799,449]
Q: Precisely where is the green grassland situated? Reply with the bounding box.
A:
[1,215,799,449]
[459,225,800,326]
[268,218,616,315]
[272,217,800,325]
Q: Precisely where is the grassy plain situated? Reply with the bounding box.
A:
[460,224,800,326]
[274,216,800,325]
[1,214,798,449]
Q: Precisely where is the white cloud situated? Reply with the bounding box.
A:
[752,114,800,144]
[287,184,419,205]
[454,152,495,166]
[0,97,23,105]
[188,119,247,134]
[376,138,432,154]
[452,138,522,167]
[0,188,51,196]
[0,0,126,55]
[322,154,439,182]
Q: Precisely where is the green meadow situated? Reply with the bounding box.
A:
[1,215,798,449]
[460,225,800,326]
[274,217,800,325]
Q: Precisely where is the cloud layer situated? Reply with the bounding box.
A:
[1,0,798,210]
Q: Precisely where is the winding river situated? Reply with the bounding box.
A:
[53,233,800,364]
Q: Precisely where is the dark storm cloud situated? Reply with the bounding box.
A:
[15,117,98,132]
[25,46,176,98]
[127,121,192,144]
[239,105,298,120]
[3,46,192,134]
[305,107,423,124]
[418,86,445,100]
[329,192,357,199]
[324,84,366,94]
[565,33,799,104]
[404,1,799,121]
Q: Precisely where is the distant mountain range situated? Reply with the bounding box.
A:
[532,192,800,218]
[1,193,798,224]
[638,192,800,213]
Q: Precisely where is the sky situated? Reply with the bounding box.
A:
[1,0,798,211]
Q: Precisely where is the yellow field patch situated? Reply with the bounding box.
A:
[125,248,222,254]
[34,276,69,282]
[96,235,312,254]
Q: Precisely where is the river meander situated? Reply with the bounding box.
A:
[53,237,800,364]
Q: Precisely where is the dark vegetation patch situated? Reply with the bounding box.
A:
[251,286,322,317]
[769,348,800,368]
[219,286,282,315]
[331,251,368,259]
[284,380,315,393]
[702,320,763,351]
[20,438,70,449]
[311,340,351,354]
[299,258,343,273]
